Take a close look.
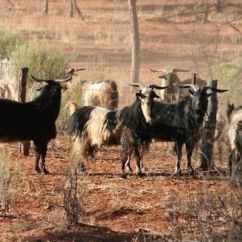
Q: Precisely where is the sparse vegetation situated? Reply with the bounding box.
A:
[63,168,81,224]
[0,150,22,215]
[0,30,21,59]
[9,42,71,82]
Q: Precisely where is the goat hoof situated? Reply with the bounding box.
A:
[35,167,41,173]
[42,168,50,175]
[120,173,127,179]
[136,172,144,177]
[77,162,86,172]
[173,170,181,176]
[188,168,195,175]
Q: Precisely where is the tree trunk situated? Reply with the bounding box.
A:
[73,0,84,20]
[215,0,223,12]
[18,67,30,156]
[44,0,48,15]
[128,0,140,84]
[6,0,14,8]
[200,80,218,171]
[69,0,74,18]
[69,0,84,19]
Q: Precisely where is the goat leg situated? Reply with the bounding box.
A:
[35,153,41,173]
[186,142,195,175]
[174,142,183,175]
[133,144,143,177]
[120,145,128,179]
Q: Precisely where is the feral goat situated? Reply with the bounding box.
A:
[0,74,71,174]
[150,84,227,175]
[65,68,119,109]
[227,103,242,174]
[67,85,164,177]
[82,80,119,109]
[150,68,206,102]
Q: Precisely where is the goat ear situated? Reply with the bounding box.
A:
[149,84,168,90]
[207,87,228,93]
[152,92,160,99]
[136,92,146,99]
[189,89,195,95]
[129,83,142,88]
[36,87,44,91]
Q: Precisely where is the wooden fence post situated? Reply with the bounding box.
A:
[192,73,196,85]
[200,80,218,171]
[18,67,30,156]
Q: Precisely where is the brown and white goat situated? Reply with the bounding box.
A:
[82,80,119,109]
[227,103,242,175]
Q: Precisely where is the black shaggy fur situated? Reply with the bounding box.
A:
[118,91,158,177]
[67,106,95,136]
[0,77,68,174]
[151,86,221,174]
[67,90,158,176]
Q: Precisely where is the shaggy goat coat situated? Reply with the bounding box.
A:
[0,77,68,174]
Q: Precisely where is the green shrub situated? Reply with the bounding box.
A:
[58,78,84,132]
[0,30,21,59]
[9,42,70,81]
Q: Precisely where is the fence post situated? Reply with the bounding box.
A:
[192,73,196,85]
[18,67,30,156]
[200,80,218,171]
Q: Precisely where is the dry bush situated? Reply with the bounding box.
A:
[9,42,71,85]
[63,168,81,224]
[166,182,242,241]
[0,150,22,214]
[0,29,21,59]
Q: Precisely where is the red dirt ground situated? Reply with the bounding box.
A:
[0,0,242,241]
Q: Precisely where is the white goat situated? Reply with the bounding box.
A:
[82,80,119,109]
[227,104,242,162]
[150,68,206,102]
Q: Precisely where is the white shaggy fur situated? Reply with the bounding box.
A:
[228,109,242,154]
[83,80,118,109]
[85,107,114,146]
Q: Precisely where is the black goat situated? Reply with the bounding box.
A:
[150,85,227,175]
[67,86,163,177]
[0,75,71,174]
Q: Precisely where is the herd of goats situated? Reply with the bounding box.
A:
[0,62,241,178]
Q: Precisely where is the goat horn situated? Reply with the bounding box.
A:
[31,75,42,82]
[150,68,190,74]
[31,75,72,84]
[172,68,190,73]
[31,75,52,83]
[177,84,199,91]
[149,84,168,90]
[66,68,85,76]
[207,87,228,93]
[128,83,143,88]
[80,80,87,84]
[55,75,72,83]
[149,68,166,73]
[75,68,85,72]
